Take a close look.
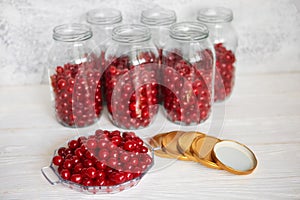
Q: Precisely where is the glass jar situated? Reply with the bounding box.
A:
[162,22,215,125]
[48,24,103,127]
[86,8,122,68]
[104,24,159,129]
[140,6,176,64]
[197,7,238,102]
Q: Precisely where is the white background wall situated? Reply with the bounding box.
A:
[0,0,299,85]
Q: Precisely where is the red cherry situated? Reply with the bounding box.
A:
[70,174,82,184]
[52,155,63,166]
[95,161,107,171]
[107,157,118,168]
[56,66,64,74]
[139,146,148,153]
[97,149,110,160]
[81,178,93,186]
[74,148,84,158]
[111,135,122,146]
[110,130,121,137]
[86,167,97,179]
[83,159,94,168]
[68,140,79,149]
[119,152,130,163]
[63,159,72,169]
[73,163,83,173]
[60,169,71,180]
[97,139,108,149]
[123,141,135,152]
[95,170,106,179]
[134,137,144,146]
[110,172,126,184]
[94,178,107,186]
[86,138,97,150]
[70,155,80,165]
[130,157,139,166]
[57,147,66,157]
[64,148,73,155]
[124,172,134,181]
[85,150,95,160]
[80,144,88,153]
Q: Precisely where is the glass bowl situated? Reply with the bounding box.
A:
[42,138,154,194]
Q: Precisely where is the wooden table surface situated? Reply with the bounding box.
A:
[0,72,299,199]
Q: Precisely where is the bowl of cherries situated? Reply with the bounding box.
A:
[41,129,154,194]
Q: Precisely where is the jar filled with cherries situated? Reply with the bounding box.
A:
[48,24,103,127]
[197,7,238,102]
[104,24,159,129]
[162,22,215,125]
[140,6,176,64]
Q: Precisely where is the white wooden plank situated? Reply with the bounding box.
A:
[0,73,300,199]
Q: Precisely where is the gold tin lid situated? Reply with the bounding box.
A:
[149,133,175,159]
[177,131,206,161]
[161,131,190,161]
[212,140,258,175]
[191,136,222,169]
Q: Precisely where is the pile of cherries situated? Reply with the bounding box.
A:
[161,50,213,125]
[52,129,153,187]
[50,55,103,127]
[214,43,236,102]
[104,52,159,129]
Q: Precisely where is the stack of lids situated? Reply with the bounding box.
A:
[149,131,257,175]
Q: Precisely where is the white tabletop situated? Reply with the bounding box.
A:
[0,72,299,199]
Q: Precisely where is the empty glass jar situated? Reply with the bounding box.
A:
[197,7,238,102]
[48,23,103,127]
[104,24,159,129]
[162,22,215,125]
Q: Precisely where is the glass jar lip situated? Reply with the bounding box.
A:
[86,8,122,25]
[112,24,151,43]
[169,22,209,42]
[141,6,176,26]
[53,23,92,42]
[197,7,233,23]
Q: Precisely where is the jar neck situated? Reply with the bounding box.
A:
[53,24,92,42]
[141,6,176,26]
[86,8,122,26]
[197,7,233,24]
[169,22,209,42]
[112,24,151,43]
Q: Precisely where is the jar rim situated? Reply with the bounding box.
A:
[112,24,151,43]
[141,6,176,26]
[169,22,209,41]
[197,7,233,23]
[86,8,122,25]
[53,23,92,42]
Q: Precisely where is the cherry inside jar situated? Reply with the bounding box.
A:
[49,24,103,127]
[162,50,213,125]
[105,52,159,129]
[161,22,214,125]
[104,24,159,129]
[214,43,236,101]
[197,7,238,102]
[50,56,103,127]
